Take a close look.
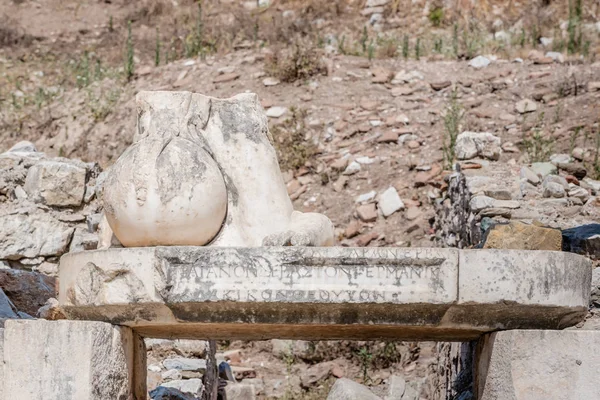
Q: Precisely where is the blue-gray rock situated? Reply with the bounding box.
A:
[149,386,198,400]
[562,224,600,258]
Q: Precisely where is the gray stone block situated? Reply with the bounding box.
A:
[476,330,600,400]
[2,320,146,400]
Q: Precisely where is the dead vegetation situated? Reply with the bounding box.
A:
[271,107,317,172]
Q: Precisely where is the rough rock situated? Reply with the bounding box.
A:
[377,187,404,217]
[265,106,287,118]
[542,182,566,198]
[476,330,600,400]
[557,163,587,180]
[385,375,406,400]
[0,270,56,316]
[225,383,256,400]
[470,196,495,212]
[515,99,537,114]
[300,361,334,388]
[481,221,562,251]
[160,379,203,396]
[163,358,207,372]
[0,287,20,320]
[0,214,74,260]
[562,224,600,258]
[356,203,378,222]
[455,132,501,161]
[530,162,557,179]
[24,161,86,207]
[468,56,491,69]
[519,166,540,185]
[327,378,381,400]
[2,320,145,399]
[6,141,37,153]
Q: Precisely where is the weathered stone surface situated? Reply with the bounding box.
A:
[481,221,562,251]
[386,375,406,400]
[2,320,146,400]
[0,269,56,316]
[226,383,257,400]
[476,330,600,400]
[0,214,74,260]
[159,379,203,396]
[103,91,334,248]
[327,378,381,400]
[59,247,590,340]
[24,160,86,207]
[150,386,198,400]
[458,249,589,312]
[455,132,501,161]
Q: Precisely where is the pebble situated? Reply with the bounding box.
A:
[405,207,421,220]
[468,56,491,69]
[357,203,378,222]
[515,99,537,114]
[543,182,566,198]
[520,166,540,185]
[356,190,377,203]
[266,106,287,118]
[263,77,280,86]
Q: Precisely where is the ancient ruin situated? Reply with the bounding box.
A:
[0,91,597,399]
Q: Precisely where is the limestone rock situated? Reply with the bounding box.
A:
[468,56,490,69]
[562,224,600,258]
[482,221,562,251]
[357,204,378,222]
[226,383,257,400]
[327,378,381,400]
[163,357,207,372]
[378,187,404,217]
[542,182,566,198]
[266,106,287,118]
[6,141,37,153]
[530,162,557,179]
[159,379,203,396]
[455,132,501,161]
[470,196,495,212]
[515,99,537,114]
[386,375,406,400]
[476,330,600,400]
[0,270,56,316]
[0,214,74,260]
[519,166,540,185]
[24,161,86,207]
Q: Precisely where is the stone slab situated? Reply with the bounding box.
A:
[2,320,146,400]
[58,247,591,340]
[476,330,600,400]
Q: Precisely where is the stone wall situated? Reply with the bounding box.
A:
[0,141,103,317]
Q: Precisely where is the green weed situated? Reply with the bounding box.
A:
[124,20,134,81]
[442,88,464,169]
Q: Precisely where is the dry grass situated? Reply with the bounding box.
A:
[265,41,327,83]
[271,107,318,172]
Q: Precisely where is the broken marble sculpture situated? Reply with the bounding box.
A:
[101,91,334,248]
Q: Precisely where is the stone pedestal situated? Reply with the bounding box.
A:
[58,247,591,340]
[1,320,146,400]
[476,330,600,400]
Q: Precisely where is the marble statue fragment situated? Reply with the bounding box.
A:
[101,91,334,248]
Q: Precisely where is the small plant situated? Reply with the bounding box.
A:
[592,129,600,179]
[108,16,114,33]
[554,101,562,123]
[415,37,421,60]
[357,347,373,384]
[367,40,375,61]
[124,20,134,81]
[462,20,482,59]
[442,88,464,169]
[376,36,398,58]
[88,88,121,121]
[402,34,409,59]
[338,35,347,55]
[519,28,526,48]
[271,107,317,171]
[360,26,368,54]
[155,27,160,67]
[282,343,296,400]
[452,23,459,56]
[530,25,539,47]
[265,42,326,83]
[522,113,554,163]
[567,0,583,54]
[434,37,443,53]
[428,7,444,27]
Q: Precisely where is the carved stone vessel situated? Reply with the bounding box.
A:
[103,91,227,246]
[102,90,335,248]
